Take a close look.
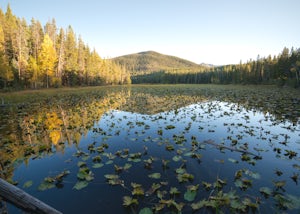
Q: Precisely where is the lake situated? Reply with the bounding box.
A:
[0,85,300,213]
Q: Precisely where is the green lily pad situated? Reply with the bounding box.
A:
[81,155,90,161]
[38,181,55,191]
[92,163,104,168]
[139,207,153,214]
[259,187,272,197]
[123,196,138,207]
[77,161,86,167]
[172,155,182,162]
[148,173,161,179]
[244,169,260,179]
[131,183,144,196]
[191,199,207,210]
[73,181,89,190]
[104,174,119,180]
[123,163,132,170]
[175,167,186,174]
[105,160,113,165]
[23,180,33,188]
[170,187,180,195]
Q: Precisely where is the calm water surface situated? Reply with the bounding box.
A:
[1,85,299,213]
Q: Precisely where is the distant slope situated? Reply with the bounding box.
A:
[112,51,205,74]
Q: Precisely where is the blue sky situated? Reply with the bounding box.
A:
[1,0,300,65]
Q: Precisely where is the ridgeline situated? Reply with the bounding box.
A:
[113,51,209,75]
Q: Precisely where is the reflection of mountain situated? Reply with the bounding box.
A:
[123,85,300,125]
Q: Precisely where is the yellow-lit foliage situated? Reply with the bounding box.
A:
[49,130,61,145]
[44,112,63,145]
[38,34,57,88]
[45,112,63,130]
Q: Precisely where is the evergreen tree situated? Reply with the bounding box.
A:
[56,28,65,83]
[77,35,86,85]
[0,24,13,87]
[29,18,44,60]
[15,18,29,82]
[64,26,78,85]
[44,18,57,47]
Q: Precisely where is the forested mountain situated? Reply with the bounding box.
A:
[115,48,300,87]
[0,5,131,89]
[113,51,208,75]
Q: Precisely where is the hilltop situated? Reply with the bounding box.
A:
[112,51,206,74]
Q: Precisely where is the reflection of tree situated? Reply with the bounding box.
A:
[45,112,63,145]
[0,86,299,181]
[0,88,130,180]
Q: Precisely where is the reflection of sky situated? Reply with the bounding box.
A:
[98,101,300,195]
[12,100,300,213]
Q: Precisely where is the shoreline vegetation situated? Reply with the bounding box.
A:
[0,84,299,103]
[0,5,299,91]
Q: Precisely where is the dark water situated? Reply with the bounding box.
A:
[1,85,300,213]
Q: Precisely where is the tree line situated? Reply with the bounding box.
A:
[133,47,300,87]
[0,5,131,89]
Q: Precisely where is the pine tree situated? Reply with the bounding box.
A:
[0,24,13,87]
[44,18,57,47]
[4,4,18,65]
[15,18,29,81]
[29,18,44,60]
[64,26,78,85]
[77,35,86,85]
[56,28,65,83]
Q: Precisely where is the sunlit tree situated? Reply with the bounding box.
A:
[0,24,13,87]
[29,18,44,60]
[26,56,39,88]
[64,26,78,85]
[38,34,57,88]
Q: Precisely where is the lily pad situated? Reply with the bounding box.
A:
[172,155,182,162]
[191,199,207,210]
[123,196,138,207]
[148,173,161,179]
[170,187,180,195]
[73,181,89,190]
[165,125,175,130]
[184,190,197,202]
[259,187,272,198]
[139,207,153,214]
[92,163,104,168]
[23,180,33,188]
[38,181,55,191]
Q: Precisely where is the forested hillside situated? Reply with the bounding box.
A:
[113,51,208,75]
[120,48,300,87]
[0,5,131,89]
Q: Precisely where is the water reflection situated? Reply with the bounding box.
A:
[0,85,299,213]
[0,88,130,181]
